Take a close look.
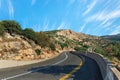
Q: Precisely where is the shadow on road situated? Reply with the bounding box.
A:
[27,54,103,80]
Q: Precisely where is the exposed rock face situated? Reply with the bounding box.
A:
[12,48,36,60]
[3,33,13,39]
[0,41,22,50]
[0,30,100,61]
[0,30,89,61]
[0,34,32,60]
[0,33,57,60]
[56,30,87,41]
[0,37,3,42]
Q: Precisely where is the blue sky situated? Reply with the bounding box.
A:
[0,0,120,36]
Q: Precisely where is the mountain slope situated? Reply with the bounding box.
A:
[46,30,120,61]
[0,20,59,60]
[0,32,59,60]
[102,34,120,41]
[0,20,119,67]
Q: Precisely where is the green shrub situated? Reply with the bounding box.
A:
[83,45,89,49]
[74,46,80,51]
[94,47,106,55]
[0,25,5,35]
[59,42,68,50]
[23,28,35,40]
[35,49,41,55]
[50,43,56,51]
[0,20,22,34]
[74,46,87,52]
[35,32,51,48]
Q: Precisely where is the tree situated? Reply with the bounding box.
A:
[35,49,41,55]
[35,32,51,48]
[94,47,106,56]
[23,28,35,40]
[50,43,56,51]
[0,24,5,35]
[74,46,86,52]
[59,42,68,50]
[0,20,22,35]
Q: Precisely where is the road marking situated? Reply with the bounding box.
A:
[52,53,68,66]
[1,53,68,80]
[59,56,84,80]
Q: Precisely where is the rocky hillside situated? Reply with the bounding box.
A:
[0,20,60,61]
[47,29,105,52]
[102,34,120,41]
[46,29,120,67]
[0,20,119,67]
[0,32,60,60]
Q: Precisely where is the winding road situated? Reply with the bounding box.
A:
[0,52,103,80]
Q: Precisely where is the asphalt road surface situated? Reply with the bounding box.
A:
[0,52,103,80]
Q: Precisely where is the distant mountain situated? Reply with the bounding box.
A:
[101,34,120,41]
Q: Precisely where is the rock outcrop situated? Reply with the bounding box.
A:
[0,33,59,60]
[56,30,88,42]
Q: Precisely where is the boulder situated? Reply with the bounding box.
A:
[40,54,46,59]
[19,48,35,55]
[0,37,3,42]
[3,33,13,39]
[12,55,23,60]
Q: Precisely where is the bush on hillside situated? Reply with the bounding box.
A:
[94,47,106,56]
[0,25,5,35]
[0,20,22,35]
[35,49,41,55]
[74,46,87,52]
[35,32,51,48]
[50,43,56,51]
[82,45,89,49]
[59,42,68,50]
[23,28,35,40]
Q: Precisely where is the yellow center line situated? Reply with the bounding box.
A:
[59,56,85,80]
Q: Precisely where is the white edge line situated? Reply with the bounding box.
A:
[1,53,68,80]
[52,53,68,65]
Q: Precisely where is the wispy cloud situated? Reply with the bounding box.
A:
[43,18,49,31]
[57,22,70,30]
[68,0,75,6]
[102,22,113,28]
[31,0,36,6]
[83,0,97,16]
[0,0,1,8]
[7,0,14,19]
[22,19,29,29]
[33,24,41,32]
[110,26,120,35]
[79,23,86,32]
[57,22,66,30]
[0,0,14,18]
[51,22,57,30]
[86,10,120,22]
[77,0,87,4]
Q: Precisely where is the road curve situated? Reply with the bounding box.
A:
[0,52,103,80]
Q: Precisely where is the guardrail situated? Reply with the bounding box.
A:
[71,51,119,80]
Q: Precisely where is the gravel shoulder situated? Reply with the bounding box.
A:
[0,53,60,69]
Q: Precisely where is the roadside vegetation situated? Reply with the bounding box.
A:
[0,20,55,50]
[91,40,120,60]
[0,20,120,60]
[35,49,41,55]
